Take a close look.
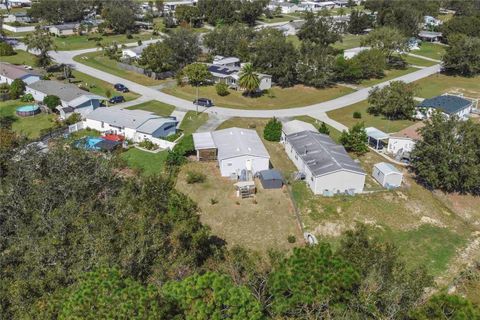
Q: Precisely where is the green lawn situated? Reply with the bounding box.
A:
[413,42,446,61]
[294,115,342,142]
[413,74,480,99]
[333,34,367,50]
[163,84,354,110]
[71,70,140,101]
[126,100,175,116]
[0,99,55,139]
[120,148,168,175]
[73,51,166,86]
[179,111,209,135]
[2,50,37,66]
[258,14,297,23]
[53,33,158,51]
[327,100,415,133]
[404,55,437,67]
[358,67,419,87]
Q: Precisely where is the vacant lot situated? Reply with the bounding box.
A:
[53,33,158,51]
[414,74,480,99]
[358,67,419,87]
[163,84,354,110]
[2,50,37,66]
[413,42,446,61]
[291,151,476,276]
[327,100,415,133]
[0,99,55,139]
[74,52,166,86]
[176,161,302,251]
[127,100,175,116]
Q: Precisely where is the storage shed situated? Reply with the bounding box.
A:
[372,162,403,188]
[257,169,283,189]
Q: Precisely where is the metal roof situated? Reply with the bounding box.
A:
[212,56,240,66]
[287,130,366,177]
[193,132,216,149]
[418,95,472,115]
[0,62,40,80]
[211,127,270,161]
[137,117,178,134]
[418,31,442,38]
[258,169,283,181]
[366,127,389,140]
[374,162,402,175]
[28,80,105,104]
[282,120,317,136]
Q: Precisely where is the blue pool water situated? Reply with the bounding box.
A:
[16,105,39,112]
[76,137,105,150]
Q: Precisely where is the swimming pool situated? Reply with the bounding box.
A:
[16,105,40,117]
[75,137,105,150]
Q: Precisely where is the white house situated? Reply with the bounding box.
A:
[424,15,442,27]
[387,122,425,156]
[193,127,270,178]
[284,130,366,195]
[343,46,370,59]
[164,0,197,13]
[49,23,78,36]
[0,62,41,85]
[372,162,403,188]
[281,119,317,142]
[26,80,105,119]
[208,59,272,91]
[416,95,474,120]
[212,56,240,68]
[267,2,300,14]
[85,108,178,142]
[3,12,32,23]
[122,44,149,59]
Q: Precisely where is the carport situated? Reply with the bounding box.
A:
[366,127,389,150]
[257,169,283,189]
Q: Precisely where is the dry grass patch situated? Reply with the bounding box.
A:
[176,162,303,251]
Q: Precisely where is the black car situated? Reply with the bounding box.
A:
[114,83,129,93]
[193,98,214,107]
[109,96,125,104]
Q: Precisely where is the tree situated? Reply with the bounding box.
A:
[163,28,201,70]
[238,0,268,26]
[28,0,93,24]
[24,28,56,67]
[198,0,238,25]
[269,243,360,318]
[263,117,282,142]
[215,82,229,96]
[203,23,254,61]
[101,0,138,34]
[163,272,263,320]
[362,26,408,63]
[410,113,480,194]
[340,122,369,155]
[367,81,417,119]
[138,42,174,72]
[334,56,363,83]
[43,95,61,110]
[182,63,212,113]
[318,122,330,135]
[410,293,480,320]
[8,79,26,99]
[238,63,260,96]
[33,268,180,319]
[348,9,373,34]
[354,48,386,79]
[175,5,202,27]
[297,42,336,88]
[0,42,15,56]
[443,34,480,77]
[441,15,480,40]
[297,12,342,47]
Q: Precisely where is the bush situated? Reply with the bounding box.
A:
[186,171,206,184]
[263,117,282,142]
[318,122,330,135]
[0,42,15,56]
[138,139,157,150]
[9,79,26,99]
[0,83,10,92]
[287,235,296,243]
[215,82,229,96]
[353,111,362,119]
[20,93,34,102]
[65,113,82,125]
[43,95,61,111]
[210,198,218,205]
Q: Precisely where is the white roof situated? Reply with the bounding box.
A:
[366,127,389,140]
[374,162,402,175]
[212,56,240,66]
[192,132,216,149]
[282,120,317,136]
[344,46,371,54]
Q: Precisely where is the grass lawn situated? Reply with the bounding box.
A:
[294,115,342,142]
[53,33,158,51]
[290,151,474,275]
[413,42,446,61]
[333,34,367,50]
[120,148,168,175]
[179,111,209,135]
[286,35,301,48]
[126,100,175,116]
[259,14,297,23]
[176,161,302,251]
[73,52,166,86]
[327,100,415,133]
[404,55,437,67]
[0,99,55,139]
[2,50,37,66]
[413,73,480,99]
[163,84,354,110]
[358,67,419,87]
[71,70,140,101]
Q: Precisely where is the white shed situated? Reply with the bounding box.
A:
[372,162,403,188]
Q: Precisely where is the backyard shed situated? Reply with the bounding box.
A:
[257,169,283,189]
[372,162,403,188]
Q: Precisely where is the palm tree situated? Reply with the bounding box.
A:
[238,63,260,97]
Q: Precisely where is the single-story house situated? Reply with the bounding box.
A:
[257,169,283,189]
[122,44,149,59]
[343,46,370,59]
[85,108,178,142]
[193,127,270,178]
[372,162,403,188]
[212,56,240,68]
[284,130,366,195]
[0,62,41,85]
[267,2,300,14]
[26,80,106,119]
[302,1,336,11]
[387,121,425,156]
[207,64,272,91]
[281,119,317,142]
[416,94,474,120]
[418,30,442,42]
[164,0,197,13]
[3,12,32,23]
[49,23,78,36]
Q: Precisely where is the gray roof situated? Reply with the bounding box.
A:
[86,107,176,132]
[282,120,317,136]
[50,23,78,30]
[258,169,283,181]
[27,80,105,104]
[0,62,40,80]
[374,162,402,175]
[287,130,366,177]
[418,94,472,115]
[210,127,269,161]
[193,131,216,149]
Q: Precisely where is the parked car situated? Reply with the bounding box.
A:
[193,98,214,107]
[109,96,125,104]
[114,83,129,93]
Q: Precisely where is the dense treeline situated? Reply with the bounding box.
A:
[1,130,480,319]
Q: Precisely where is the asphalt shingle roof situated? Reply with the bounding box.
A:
[418,95,472,115]
[28,80,105,104]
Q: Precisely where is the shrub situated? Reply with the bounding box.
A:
[353,111,362,119]
[318,122,330,135]
[20,93,34,102]
[138,139,157,150]
[210,198,218,205]
[339,122,369,155]
[263,117,282,142]
[65,113,82,125]
[0,42,15,56]
[0,83,10,92]
[43,95,61,111]
[215,82,229,96]
[166,149,186,167]
[186,171,206,184]
[287,235,296,243]
[9,79,26,99]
